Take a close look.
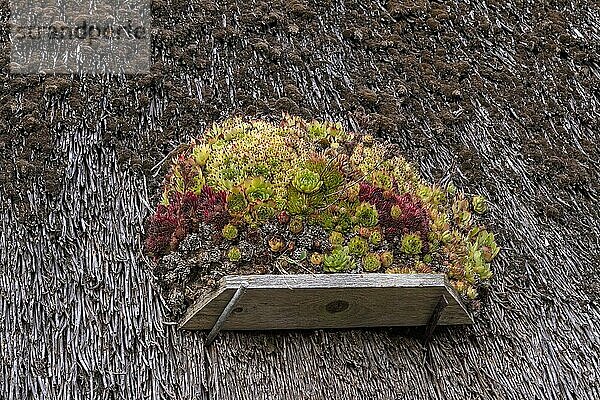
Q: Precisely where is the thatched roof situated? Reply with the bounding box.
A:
[1,0,599,398]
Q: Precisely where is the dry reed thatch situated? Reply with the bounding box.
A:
[1,0,599,399]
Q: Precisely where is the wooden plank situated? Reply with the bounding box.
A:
[179,273,473,330]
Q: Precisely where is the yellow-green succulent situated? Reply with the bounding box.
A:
[400,234,423,255]
[329,231,345,248]
[472,195,487,214]
[227,246,242,262]
[354,202,379,227]
[222,224,238,240]
[323,247,355,272]
[292,168,323,194]
[363,253,382,272]
[348,236,369,256]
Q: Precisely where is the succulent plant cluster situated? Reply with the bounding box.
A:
[146,115,499,305]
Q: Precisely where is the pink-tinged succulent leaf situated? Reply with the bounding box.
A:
[145,187,229,256]
[359,182,431,239]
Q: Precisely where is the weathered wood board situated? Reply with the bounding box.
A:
[179,274,473,330]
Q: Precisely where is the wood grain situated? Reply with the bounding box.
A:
[180,273,473,330]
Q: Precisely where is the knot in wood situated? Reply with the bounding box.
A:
[325,300,349,314]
